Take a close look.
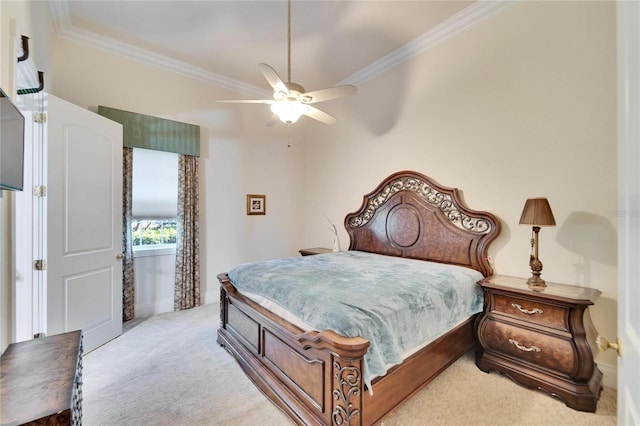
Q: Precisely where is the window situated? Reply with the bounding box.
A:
[131,148,179,251]
[131,219,177,247]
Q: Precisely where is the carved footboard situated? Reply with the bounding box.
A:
[217,273,370,426]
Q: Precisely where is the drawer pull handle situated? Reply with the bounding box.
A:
[512,303,543,315]
[509,338,541,353]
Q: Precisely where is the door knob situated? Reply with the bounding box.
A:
[116,253,125,260]
[596,335,622,356]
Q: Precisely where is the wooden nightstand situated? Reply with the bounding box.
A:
[475,275,603,412]
[299,247,333,256]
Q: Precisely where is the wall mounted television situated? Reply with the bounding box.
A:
[0,88,25,191]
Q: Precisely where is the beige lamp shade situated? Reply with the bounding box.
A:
[519,198,556,227]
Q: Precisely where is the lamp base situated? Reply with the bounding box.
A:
[527,255,546,288]
[526,274,547,288]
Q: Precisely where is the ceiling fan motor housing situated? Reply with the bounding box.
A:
[274,81,309,102]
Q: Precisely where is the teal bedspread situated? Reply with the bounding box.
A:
[228,250,484,390]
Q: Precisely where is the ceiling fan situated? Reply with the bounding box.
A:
[218,0,357,125]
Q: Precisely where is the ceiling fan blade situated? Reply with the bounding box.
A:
[217,99,273,104]
[258,63,288,96]
[303,106,337,125]
[299,85,357,104]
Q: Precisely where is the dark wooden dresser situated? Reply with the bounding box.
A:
[475,275,603,412]
[1,330,83,425]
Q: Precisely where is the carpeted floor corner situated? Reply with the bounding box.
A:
[82,302,616,426]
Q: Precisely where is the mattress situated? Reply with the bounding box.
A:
[228,250,484,389]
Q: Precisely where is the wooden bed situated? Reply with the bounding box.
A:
[217,170,501,425]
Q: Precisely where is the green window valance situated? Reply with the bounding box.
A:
[98,105,200,157]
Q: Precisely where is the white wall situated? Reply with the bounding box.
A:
[133,250,176,317]
[1,0,55,353]
[302,1,618,384]
[1,1,619,390]
[2,0,305,347]
[51,37,306,307]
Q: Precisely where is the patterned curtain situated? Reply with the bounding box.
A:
[174,154,200,310]
[122,147,135,321]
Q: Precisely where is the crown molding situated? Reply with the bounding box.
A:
[48,0,71,34]
[49,0,514,94]
[339,0,516,86]
[48,0,269,98]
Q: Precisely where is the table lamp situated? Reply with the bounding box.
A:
[519,198,556,287]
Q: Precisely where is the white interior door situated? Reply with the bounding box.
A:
[46,95,123,353]
[617,1,640,423]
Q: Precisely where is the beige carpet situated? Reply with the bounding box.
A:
[83,302,616,426]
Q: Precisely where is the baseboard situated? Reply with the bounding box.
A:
[597,361,617,390]
[135,298,174,318]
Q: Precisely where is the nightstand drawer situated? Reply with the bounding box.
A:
[492,293,569,331]
[481,319,576,376]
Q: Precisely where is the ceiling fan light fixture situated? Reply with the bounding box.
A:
[217,0,356,125]
[271,100,308,125]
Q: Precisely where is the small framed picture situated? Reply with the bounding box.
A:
[246,194,266,215]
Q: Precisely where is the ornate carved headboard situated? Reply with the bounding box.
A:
[344,170,501,277]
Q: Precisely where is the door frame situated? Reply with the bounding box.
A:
[14,93,46,342]
[616,0,640,422]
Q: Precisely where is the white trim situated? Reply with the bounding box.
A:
[598,361,617,390]
[132,245,176,258]
[339,0,516,86]
[617,0,640,421]
[14,109,35,342]
[48,0,268,98]
[48,0,514,93]
[48,0,71,34]
[134,298,174,318]
[13,94,47,342]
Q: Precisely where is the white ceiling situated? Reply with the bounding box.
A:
[51,1,511,98]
